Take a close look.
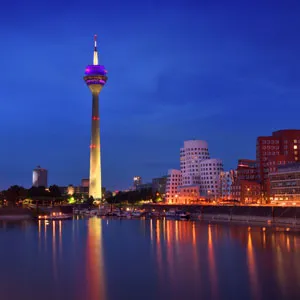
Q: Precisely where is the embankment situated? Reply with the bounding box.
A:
[144,204,300,228]
[0,208,32,220]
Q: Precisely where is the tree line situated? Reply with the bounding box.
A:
[0,185,83,206]
[106,188,162,205]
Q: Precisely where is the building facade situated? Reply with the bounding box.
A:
[199,158,223,199]
[165,140,223,203]
[269,163,300,205]
[32,166,48,188]
[219,170,237,200]
[177,185,200,204]
[165,169,182,203]
[231,159,260,203]
[256,129,300,199]
[180,140,210,186]
[231,180,262,204]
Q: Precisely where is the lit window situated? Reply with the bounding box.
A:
[294,140,297,143]
[294,145,298,149]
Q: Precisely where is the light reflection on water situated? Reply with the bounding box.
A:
[0,219,299,300]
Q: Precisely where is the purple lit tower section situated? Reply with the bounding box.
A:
[83,35,108,200]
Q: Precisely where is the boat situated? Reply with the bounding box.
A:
[37,212,72,221]
[165,209,177,218]
[131,210,144,218]
[177,211,190,220]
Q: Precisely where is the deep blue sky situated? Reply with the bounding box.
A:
[1,0,300,190]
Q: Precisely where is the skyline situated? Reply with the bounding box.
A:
[1,0,300,190]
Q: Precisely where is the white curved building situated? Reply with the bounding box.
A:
[180,140,210,186]
[200,158,223,198]
[165,140,224,203]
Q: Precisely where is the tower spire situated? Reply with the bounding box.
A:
[93,34,99,65]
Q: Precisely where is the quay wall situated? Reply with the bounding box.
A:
[0,208,32,220]
[143,205,300,226]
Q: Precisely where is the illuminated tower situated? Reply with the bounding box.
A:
[84,35,108,199]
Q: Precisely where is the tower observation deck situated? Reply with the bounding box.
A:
[83,35,108,200]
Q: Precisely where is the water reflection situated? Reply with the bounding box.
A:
[149,220,300,300]
[0,218,300,300]
[86,218,106,300]
[247,231,259,299]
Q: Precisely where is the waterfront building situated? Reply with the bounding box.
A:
[231,159,260,203]
[256,129,300,199]
[32,166,48,188]
[269,163,300,205]
[219,170,237,200]
[180,140,210,185]
[231,180,262,204]
[83,35,108,200]
[236,159,258,181]
[165,140,223,203]
[165,169,182,203]
[199,158,224,199]
[177,185,201,204]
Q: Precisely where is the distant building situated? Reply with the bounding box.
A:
[133,176,142,189]
[152,176,167,195]
[269,163,300,205]
[81,179,89,187]
[136,182,152,191]
[32,166,48,188]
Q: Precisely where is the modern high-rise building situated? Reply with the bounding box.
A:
[133,176,142,189]
[32,166,48,188]
[83,35,108,200]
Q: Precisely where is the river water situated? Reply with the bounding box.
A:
[0,217,299,300]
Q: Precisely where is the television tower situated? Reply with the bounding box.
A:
[83,35,108,199]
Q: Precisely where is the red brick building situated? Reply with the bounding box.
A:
[231,180,261,204]
[256,130,300,200]
[231,159,260,203]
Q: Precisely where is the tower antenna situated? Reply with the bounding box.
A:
[93,34,98,65]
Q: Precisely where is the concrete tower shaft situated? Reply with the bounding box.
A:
[83,35,108,200]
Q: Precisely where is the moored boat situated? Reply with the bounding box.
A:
[37,212,72,221]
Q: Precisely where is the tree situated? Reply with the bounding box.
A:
[49,185,61,198]
[86,196,94,207]
[28,186,49,198]
[2,185,28,206]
